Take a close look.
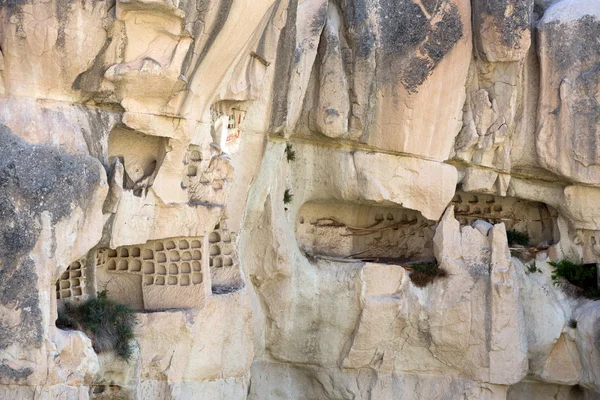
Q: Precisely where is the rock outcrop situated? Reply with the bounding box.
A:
[2,0,600,399]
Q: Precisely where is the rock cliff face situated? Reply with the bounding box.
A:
[1,0,600,399]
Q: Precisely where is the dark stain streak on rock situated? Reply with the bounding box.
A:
[184,0,234,90]
[0,0,30,6]
[55,0,73,49]
[73,36,114,94]
[0,124,103,370]
[179,0,211,78]
[308,2,328,39]
[338,0,376,59]
[268,0,299,133]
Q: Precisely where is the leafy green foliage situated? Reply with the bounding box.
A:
[549,260,595,283]
[283,189,293,204]
[584,287,600,300]
[409,261,448,288]
[285,143,296,162]
[526,262,541,274]
[550,259,599,300]
[56,291,137,360]
[507,230,530,246]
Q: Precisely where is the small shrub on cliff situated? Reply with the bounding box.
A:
[506,230,530,247]
[283,189,293,204]
[56,291,137,360]
[408,261,448,288]
[285,143,296,162]
[526,262,541,274]
[550,259,599,300]
[550,259,595,285]
[584,287,600,300]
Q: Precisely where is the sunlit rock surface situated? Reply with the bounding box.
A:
[2,0,600,399]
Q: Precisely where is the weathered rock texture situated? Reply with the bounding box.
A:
[1,0,600,399]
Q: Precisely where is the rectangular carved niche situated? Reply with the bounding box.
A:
[56,259,88,304]
[208,220,243,294]
[452,192,555,245]
[96,237,207,310]
[296,202,436,262]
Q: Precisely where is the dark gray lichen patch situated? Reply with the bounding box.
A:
[422,0,442,14]
[540,16,600,77]
[423,7,464,63]
[539,15,600,166]
[0,259,44,351]
[378,0,429,55]
[400,56,434,93]
[0,124,103,367]
[378,0,463,93]
[480,0,532,49]
[568,65,600,166]
[0,363,32,383]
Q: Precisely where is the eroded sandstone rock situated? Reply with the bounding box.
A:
[2,0,600,399]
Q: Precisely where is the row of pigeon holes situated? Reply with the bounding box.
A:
[183,145,203,188]
[451,193,505,226]
[360,209,435,256]
[98,238,203,287]
[208,225,236,269]
[371,211,435,239]
[56,260,85,301]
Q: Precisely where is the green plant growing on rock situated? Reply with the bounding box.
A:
[584,287,600,300]
[550,259,599,300]
[526,262,541,274]
[408,261,448,288]
[507,230,530,246]
[283,189,293,204]
[285,143,296,162]
[56,291,137,360]
[550,259,595,284]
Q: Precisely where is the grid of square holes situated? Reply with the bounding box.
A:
[97,238,203,287]
[208,223,237,269]
[56,259,86,301]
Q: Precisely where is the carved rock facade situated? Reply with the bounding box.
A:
[1,0,600,399]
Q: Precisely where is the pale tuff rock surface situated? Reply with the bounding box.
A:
[2,0,600,399]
